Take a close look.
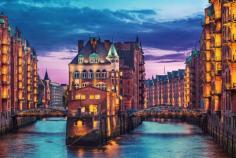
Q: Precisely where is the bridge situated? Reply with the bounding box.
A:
[14,107,67,118]
[134,106,203,120]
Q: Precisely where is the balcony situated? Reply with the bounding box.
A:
[2,65,8,75]
[232,34,236,42]
[214,76,222,95]
[2,74,9,84]
[2,87,8,99]
[205,51,211,61]
[2,54,8,63]
[231,83,236,90]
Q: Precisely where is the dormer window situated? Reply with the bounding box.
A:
[89,52,99,63]
[78,54,84,64]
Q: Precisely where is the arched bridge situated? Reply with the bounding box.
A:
[14,107,67,118]
[134,106,203,119]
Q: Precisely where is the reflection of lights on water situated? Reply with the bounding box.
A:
[42,118,46,121]
[107,117,111,137]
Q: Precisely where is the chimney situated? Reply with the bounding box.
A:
[104,40,110,50]
[78,40,84,52]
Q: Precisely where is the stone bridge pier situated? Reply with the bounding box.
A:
[66,112,142,146]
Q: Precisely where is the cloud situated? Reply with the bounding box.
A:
[145,53,187,62]
[155,60,184,63]
[0,2,202,55]
[0,0,204,82]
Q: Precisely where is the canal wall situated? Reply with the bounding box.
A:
[205,114,236,158]
[0,112,37,135]
[177,113,236,157]
[66,112,142,146]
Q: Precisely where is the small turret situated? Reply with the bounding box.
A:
[106,43,119,62]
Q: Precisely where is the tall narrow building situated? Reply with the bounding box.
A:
[0,14,11,116]
[0,13,38,118]
[201,0,236,130]
[221,0,236,129]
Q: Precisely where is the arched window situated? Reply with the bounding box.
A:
[111,69,115,77]
[102,69,107,79]
[74,71,80,79]
[88,70,94,79]
[82,70,87,79]
[96,70,101,79]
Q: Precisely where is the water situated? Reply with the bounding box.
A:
[0,118,229,158]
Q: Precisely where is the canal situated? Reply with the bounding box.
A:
[0,118,229,158]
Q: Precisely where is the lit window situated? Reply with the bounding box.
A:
[89,105,97,114]
[81,107,85,113]
[81,95,86,100]
[75,94,86,100]
[75,94,81,100]
[95,95,100,99]
[89,95,95,99]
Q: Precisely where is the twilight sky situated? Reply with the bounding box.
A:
[0,0,209,83]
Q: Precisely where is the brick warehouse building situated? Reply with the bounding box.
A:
[145,69,185,108]
[68,37,145,116]
[200,0,236,129]
[0,13,38,118]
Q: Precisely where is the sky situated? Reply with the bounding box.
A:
[0,0,209,83]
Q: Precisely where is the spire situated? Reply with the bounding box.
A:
[136,35,139,43]
[107,43,119,59]
[44,69,50,80]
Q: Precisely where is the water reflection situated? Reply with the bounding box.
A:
[0,118,229,158]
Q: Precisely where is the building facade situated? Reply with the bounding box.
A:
[117,38,145,111]
[145,69,185,107]
[221,0,236,130]
[0,13,38,118]
[68,37,120,116]
[38,70,64,108]
[200,0,236,131]
[184,50,202,109]
[68,37,145,115]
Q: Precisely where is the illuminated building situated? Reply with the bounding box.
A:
[117,37,145,110]
[145,69,185,107]
[0,13,38,117]
[201,0,236,130]
[68,37,121,116]
[68,37,145,115]
[221,0,236,129]
[145,79,155,107]
[184,50,201,109]
[201,0,222,114]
